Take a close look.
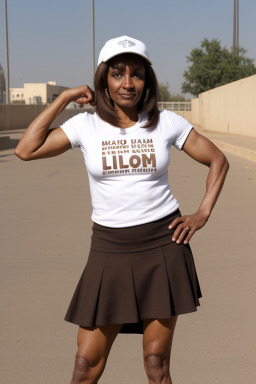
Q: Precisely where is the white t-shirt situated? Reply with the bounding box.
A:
[61,110,193,228]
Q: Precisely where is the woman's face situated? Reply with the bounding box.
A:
[107,54,146,110]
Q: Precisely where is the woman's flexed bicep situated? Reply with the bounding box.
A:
[15,127,71,160]
[14,85,94,161]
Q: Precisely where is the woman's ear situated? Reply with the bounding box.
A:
[105,88,110,100]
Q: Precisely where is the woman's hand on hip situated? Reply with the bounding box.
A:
[168,210,209,244]
[64,85,96,106]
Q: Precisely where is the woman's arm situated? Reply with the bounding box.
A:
[169,128,229,244]
[14,85,95,161]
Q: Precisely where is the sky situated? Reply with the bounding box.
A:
[0,0,256,96]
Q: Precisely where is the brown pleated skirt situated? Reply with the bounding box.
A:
[65,209,202,334]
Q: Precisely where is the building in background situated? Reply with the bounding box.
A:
[10,88,25,104]
[10,81,69,105]
[0,64,6,103]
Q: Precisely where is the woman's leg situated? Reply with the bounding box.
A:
[70,323,122,384]
[142,317,178,384]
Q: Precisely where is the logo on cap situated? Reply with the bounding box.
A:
[118,40,136,48]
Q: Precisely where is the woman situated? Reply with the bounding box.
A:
[15,36,229,384]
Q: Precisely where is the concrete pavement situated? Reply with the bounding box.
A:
[1,129,256,383]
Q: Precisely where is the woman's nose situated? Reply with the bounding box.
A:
[122,75,134,89]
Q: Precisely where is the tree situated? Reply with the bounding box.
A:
[158,83,187,102]
[182,38,256,96]
[159,83,171,101]
[169,93,186,102]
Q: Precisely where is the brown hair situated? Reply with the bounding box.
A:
[94,54,160,129]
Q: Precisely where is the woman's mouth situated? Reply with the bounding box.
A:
[119,93,136,99]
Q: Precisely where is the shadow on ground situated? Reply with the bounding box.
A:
[0,137,19,151]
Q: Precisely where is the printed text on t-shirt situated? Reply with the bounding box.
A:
[102,138,156,175]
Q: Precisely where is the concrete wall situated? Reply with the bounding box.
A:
[191,75,256,138]
[175,111,192,122]
[191,98,199,126]
[0,104,193,131]
[0,105,94,131]
[2,74,256,136]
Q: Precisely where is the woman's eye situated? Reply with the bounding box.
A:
[134,73,143,79]
[113,72,122,78]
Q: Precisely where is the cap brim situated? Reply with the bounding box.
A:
[102,52,152,65]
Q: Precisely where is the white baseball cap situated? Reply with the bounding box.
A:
[97,35,152,66]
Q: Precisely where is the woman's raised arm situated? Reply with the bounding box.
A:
[14,85,95,161]
[169,128,229,244]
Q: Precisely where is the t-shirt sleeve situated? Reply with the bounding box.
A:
[60,112,88,149]
[166,111,193,150]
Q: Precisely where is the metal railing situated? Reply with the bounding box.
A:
[157,101,191,111]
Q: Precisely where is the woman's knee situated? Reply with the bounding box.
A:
[72,354,90,383]
[71,324,121,384]
[144,352,170,382]
[142,318,177,382]
[71,352,105,384]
